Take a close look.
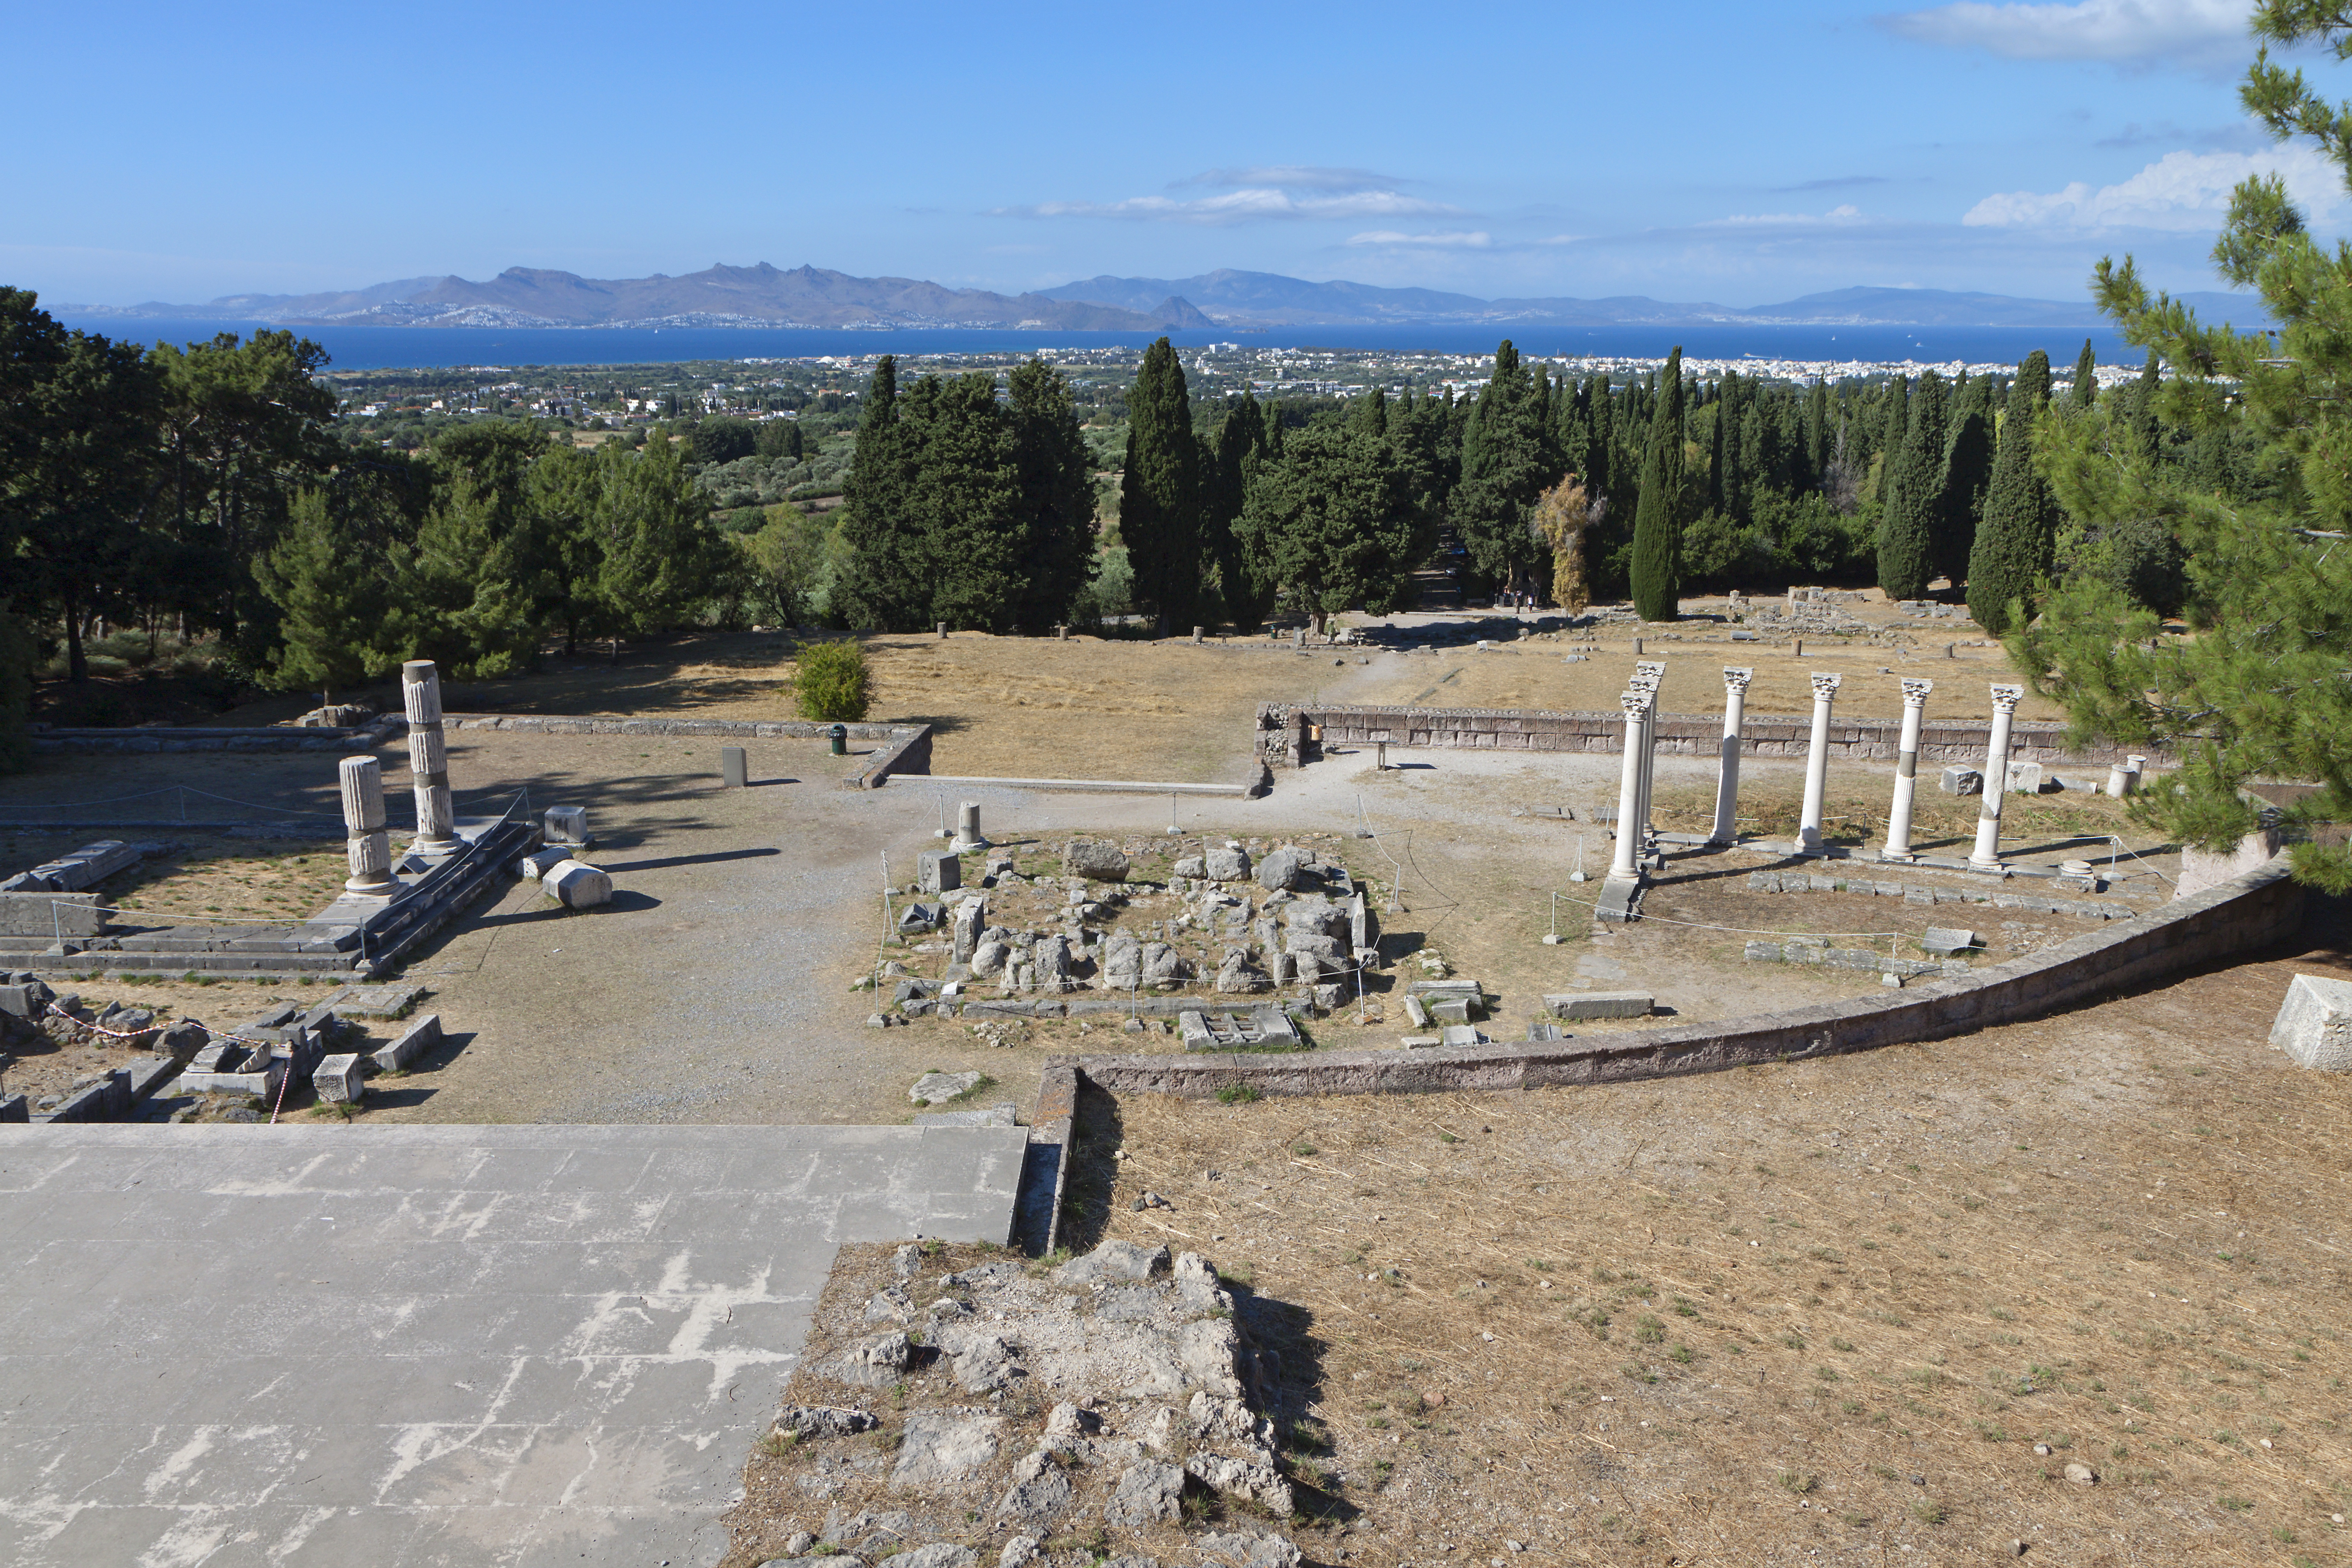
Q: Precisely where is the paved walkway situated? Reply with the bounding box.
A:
[0,1122,1025,1567]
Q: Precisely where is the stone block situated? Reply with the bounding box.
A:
[543,805,591,846]
[127,1056,180,1101]
[541,860,612,909]
[0,1094,24,1123]
[1206,845,1250,882]
[1919,927,1978,957]
[2270,973,2352,1071]
[911,1070,983,1105]
[517,846,569,880]
[1544,990,1652,1020]
[1440,1024,1479,1047]
[1747,871,1785,892]
[2006,760,2047,794]
[1063,840,1129,882]
[1939,766,1982,796]
[1255,846,1306,891]
[721,745,747,788]
[1903,884,1935,906]
[1426,996,1472,1025]
[1808,874,1840,892]
[26,839,138,892]
[1744,940,1784,962]
[0,892,107,938]
[314,1053,365,1103]
[918,849,963,895]
[373,1013,442,1073]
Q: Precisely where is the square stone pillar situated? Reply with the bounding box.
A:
[339,755,397,897]
[1881,678,1933,861]
[401,661,458,854]
[1711,667,1753,845]
[1798,672,1842,852]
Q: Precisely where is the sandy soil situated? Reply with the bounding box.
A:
[1058,899,2352,1568]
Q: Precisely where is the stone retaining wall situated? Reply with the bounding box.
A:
[1281,702,2165,770]
[29,718,403,755]
[441,712,915,741]
[1041,853,2301,1106]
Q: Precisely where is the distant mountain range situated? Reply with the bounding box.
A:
[63,262,1214,332]
[57,262,2266,332]
[1037,270,2269,330]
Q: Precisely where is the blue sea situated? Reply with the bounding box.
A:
[59,316,2145,372]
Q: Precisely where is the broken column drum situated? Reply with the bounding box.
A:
[1970,685,2026,869]
[339,755,397,896]
[1608,689,1650,881]
[950,800,988,854]
[1711,666,1754,845]
[400,660,458,854]
[1798,672,1842,852]
[1881,677,1934,861]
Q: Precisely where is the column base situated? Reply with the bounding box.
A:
[1877,849,1915,863]
[411,836,463,857]
[950,835,988,854]
[1797,828,1823,852]
[343,875,398,897]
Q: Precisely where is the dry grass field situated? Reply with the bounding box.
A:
[1054,902,2352,1568]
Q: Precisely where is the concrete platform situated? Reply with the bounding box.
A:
[0,1122,1026,1566]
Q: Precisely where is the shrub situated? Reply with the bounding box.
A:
[790,638,870,721]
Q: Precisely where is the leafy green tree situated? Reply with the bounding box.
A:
[1005,358,1096,633]
[755,419,805,461]
[741,502,837,627]
[252,488,387,703]
[692,417,758,465]
[1235,425,1429,634]
[1965,353,2059,634]
[1878,370,1945,599]
[148,330,337,644]
[1121,338,1203,632]
[1628,346,1687,620]
[10,327,165,681]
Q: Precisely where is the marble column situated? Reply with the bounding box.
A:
[951,800,988,854]
[339,755,396,896]
[401,660,458,854]
[1608,689,1649,881]
[1970,684,2025,869]
[1631,660,1666,857]
[1797,672,1842,852]
[1710,667,1754,845]
[1881,678,1934,861]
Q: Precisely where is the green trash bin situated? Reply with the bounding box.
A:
[829,724,847,756]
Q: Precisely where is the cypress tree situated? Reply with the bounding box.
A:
[1584,377,1613,499]
[1628,345,1685,621]
[1208,390,1277,629]
[1878,370,1944,600]
[1966,351,2059,635]
[1934,374,1997,588]
[1005,358,1095,634]
[836,355,928,630]
[1121,338,1203,633]
[2068,339,2099,411]
[2129,347,2162,460]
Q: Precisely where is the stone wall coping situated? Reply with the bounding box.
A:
[1038,853,2300,1105]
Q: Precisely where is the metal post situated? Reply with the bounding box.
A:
[1970,685,2025,869]
[1881,678,1933,861]
[1798,672,1841,853]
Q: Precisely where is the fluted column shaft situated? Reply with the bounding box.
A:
[1711,667,1753,845]
[340,755,396,896]
[1970,685,2025,868]
[1798,672,1842,852]
[402,660,458,853]
[1882,678,1933,860]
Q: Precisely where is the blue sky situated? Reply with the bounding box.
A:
[8,0,2341,308]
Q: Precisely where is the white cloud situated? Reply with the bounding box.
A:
[1003,188,1460,226]
[1963,144,2344,228]
[1176,166,1400,192]
[1705,204,1866,227]
[1883,0,2250,62]
[1344,229,1493,248]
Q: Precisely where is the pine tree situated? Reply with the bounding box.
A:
[1935,374,1997,588]
[2068,339,2099,411]
[253,489,385,703]
[1121,338,1203,633]
[1878,371,1945,599]
[1965,351,2059,635]
[1629,346,1686,621]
